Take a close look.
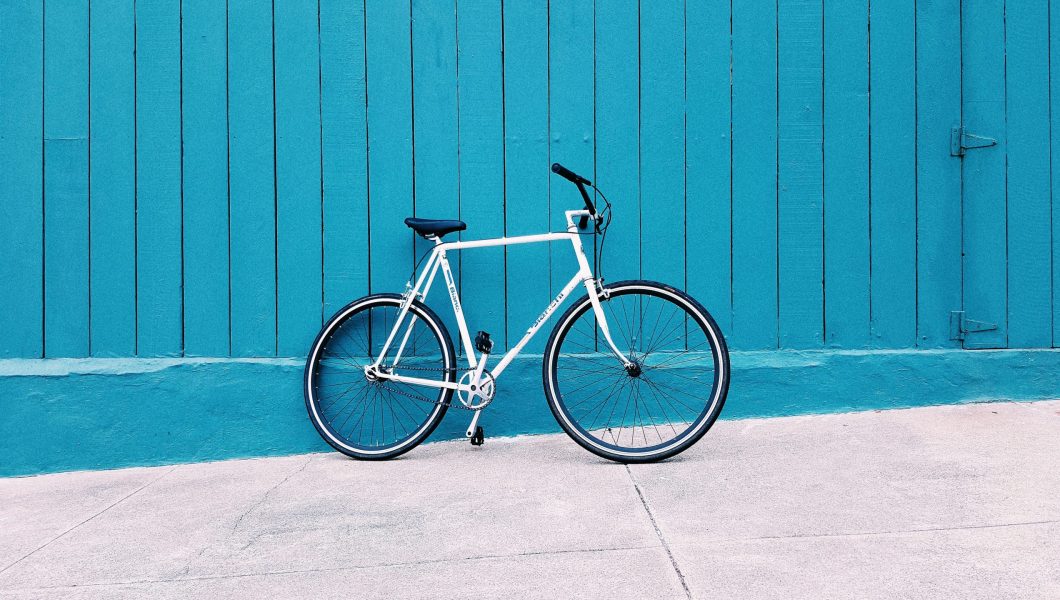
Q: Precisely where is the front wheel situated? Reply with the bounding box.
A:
[543,281,730,463]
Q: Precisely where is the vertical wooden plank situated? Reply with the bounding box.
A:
[731,0,778,349]
[457,0,506,348]
[43,0,90,357]
[685,0,731,332]
[320,0,369,317]
[869,0,917,347]
[0,1,44,358]
[777,0,823,348]
[365,0,414,295]
[182,0,229,356]
[228,0,276,356]
[89,0,136,356]
[595,0,640,285]
[960,0,1008,349]
[915,0,962,347]
[823,0,869,348]
[503,0,550,349]
[411,0,461,344]
[548,0,595,300]
[1006,0,1052,348]
[136,0,183,356]
[275,0,322,356]
[639,1,684,291]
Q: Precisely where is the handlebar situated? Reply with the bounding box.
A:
[551,162,591,186]
[550,162,596,229]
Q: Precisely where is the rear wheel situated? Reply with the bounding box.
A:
[543,281,729,463]
[304,294,455,460]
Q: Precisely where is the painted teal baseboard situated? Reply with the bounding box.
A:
[2,349,1058,477]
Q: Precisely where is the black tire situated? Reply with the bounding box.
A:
[304,294,456,460]
[543,280,730,463]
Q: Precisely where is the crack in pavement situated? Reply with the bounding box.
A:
[0,466,178,578]
[0,544,662,592]
[228,455,314,536]
[626,465,692,600]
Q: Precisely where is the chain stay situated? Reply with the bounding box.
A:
[376,363,485,411]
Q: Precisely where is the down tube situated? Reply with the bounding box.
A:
[490,272,586,378]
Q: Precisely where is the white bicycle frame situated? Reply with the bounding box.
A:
[364,209,631,438]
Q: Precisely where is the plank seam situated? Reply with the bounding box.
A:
[775,0,781,349]
[500,0,508,348]
[592,0,605,312]
[40,0,47,358]
[271,0,279,357]
[179,0,186,357]
[913,0,920,347]
[408,0,417,276]
[317,0,324,329]
[820,0,827,345]
[1003,0,1010,348]
[683,0,688,296]
[362,0,372,297]
[547,1,553,296]
[867,0,873,344]
[225,0,233,356]
[959,0,965,322]
[87,0,93,356]
[133,0,139,356]
[455,0,463,317]
[1051,0,1056,348]
[637,0,642,280]
[729,0,734,338]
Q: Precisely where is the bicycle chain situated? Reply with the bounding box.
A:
[372,364,481,411]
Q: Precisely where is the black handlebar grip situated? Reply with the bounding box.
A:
[551,162,592,186]
[552,162,597,229]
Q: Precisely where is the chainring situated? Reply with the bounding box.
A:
[456,369,496,410]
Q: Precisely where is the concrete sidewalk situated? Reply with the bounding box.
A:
[2,401,1058,599]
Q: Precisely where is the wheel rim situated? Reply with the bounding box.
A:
[309,300,451,454]
[550,286,724,457]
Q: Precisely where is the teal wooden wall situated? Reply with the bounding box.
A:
[2,0,1057,358]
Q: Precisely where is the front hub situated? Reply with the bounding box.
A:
[625,361,642,378]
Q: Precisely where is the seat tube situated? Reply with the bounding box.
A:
[437,249,478,365]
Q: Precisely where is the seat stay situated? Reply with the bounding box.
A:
[391,238,446,369]
[369,249,441,369]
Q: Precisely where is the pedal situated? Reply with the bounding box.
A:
[470,426,484,446]
[474,331,493,354]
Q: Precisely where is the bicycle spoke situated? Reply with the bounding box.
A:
[640,375,704,414]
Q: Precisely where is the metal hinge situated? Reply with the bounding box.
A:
[950,127,997,157]
[949,311,998,341]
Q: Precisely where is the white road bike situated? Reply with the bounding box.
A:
[304,163,730,463]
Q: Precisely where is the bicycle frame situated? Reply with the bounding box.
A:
[365,209,631,437]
